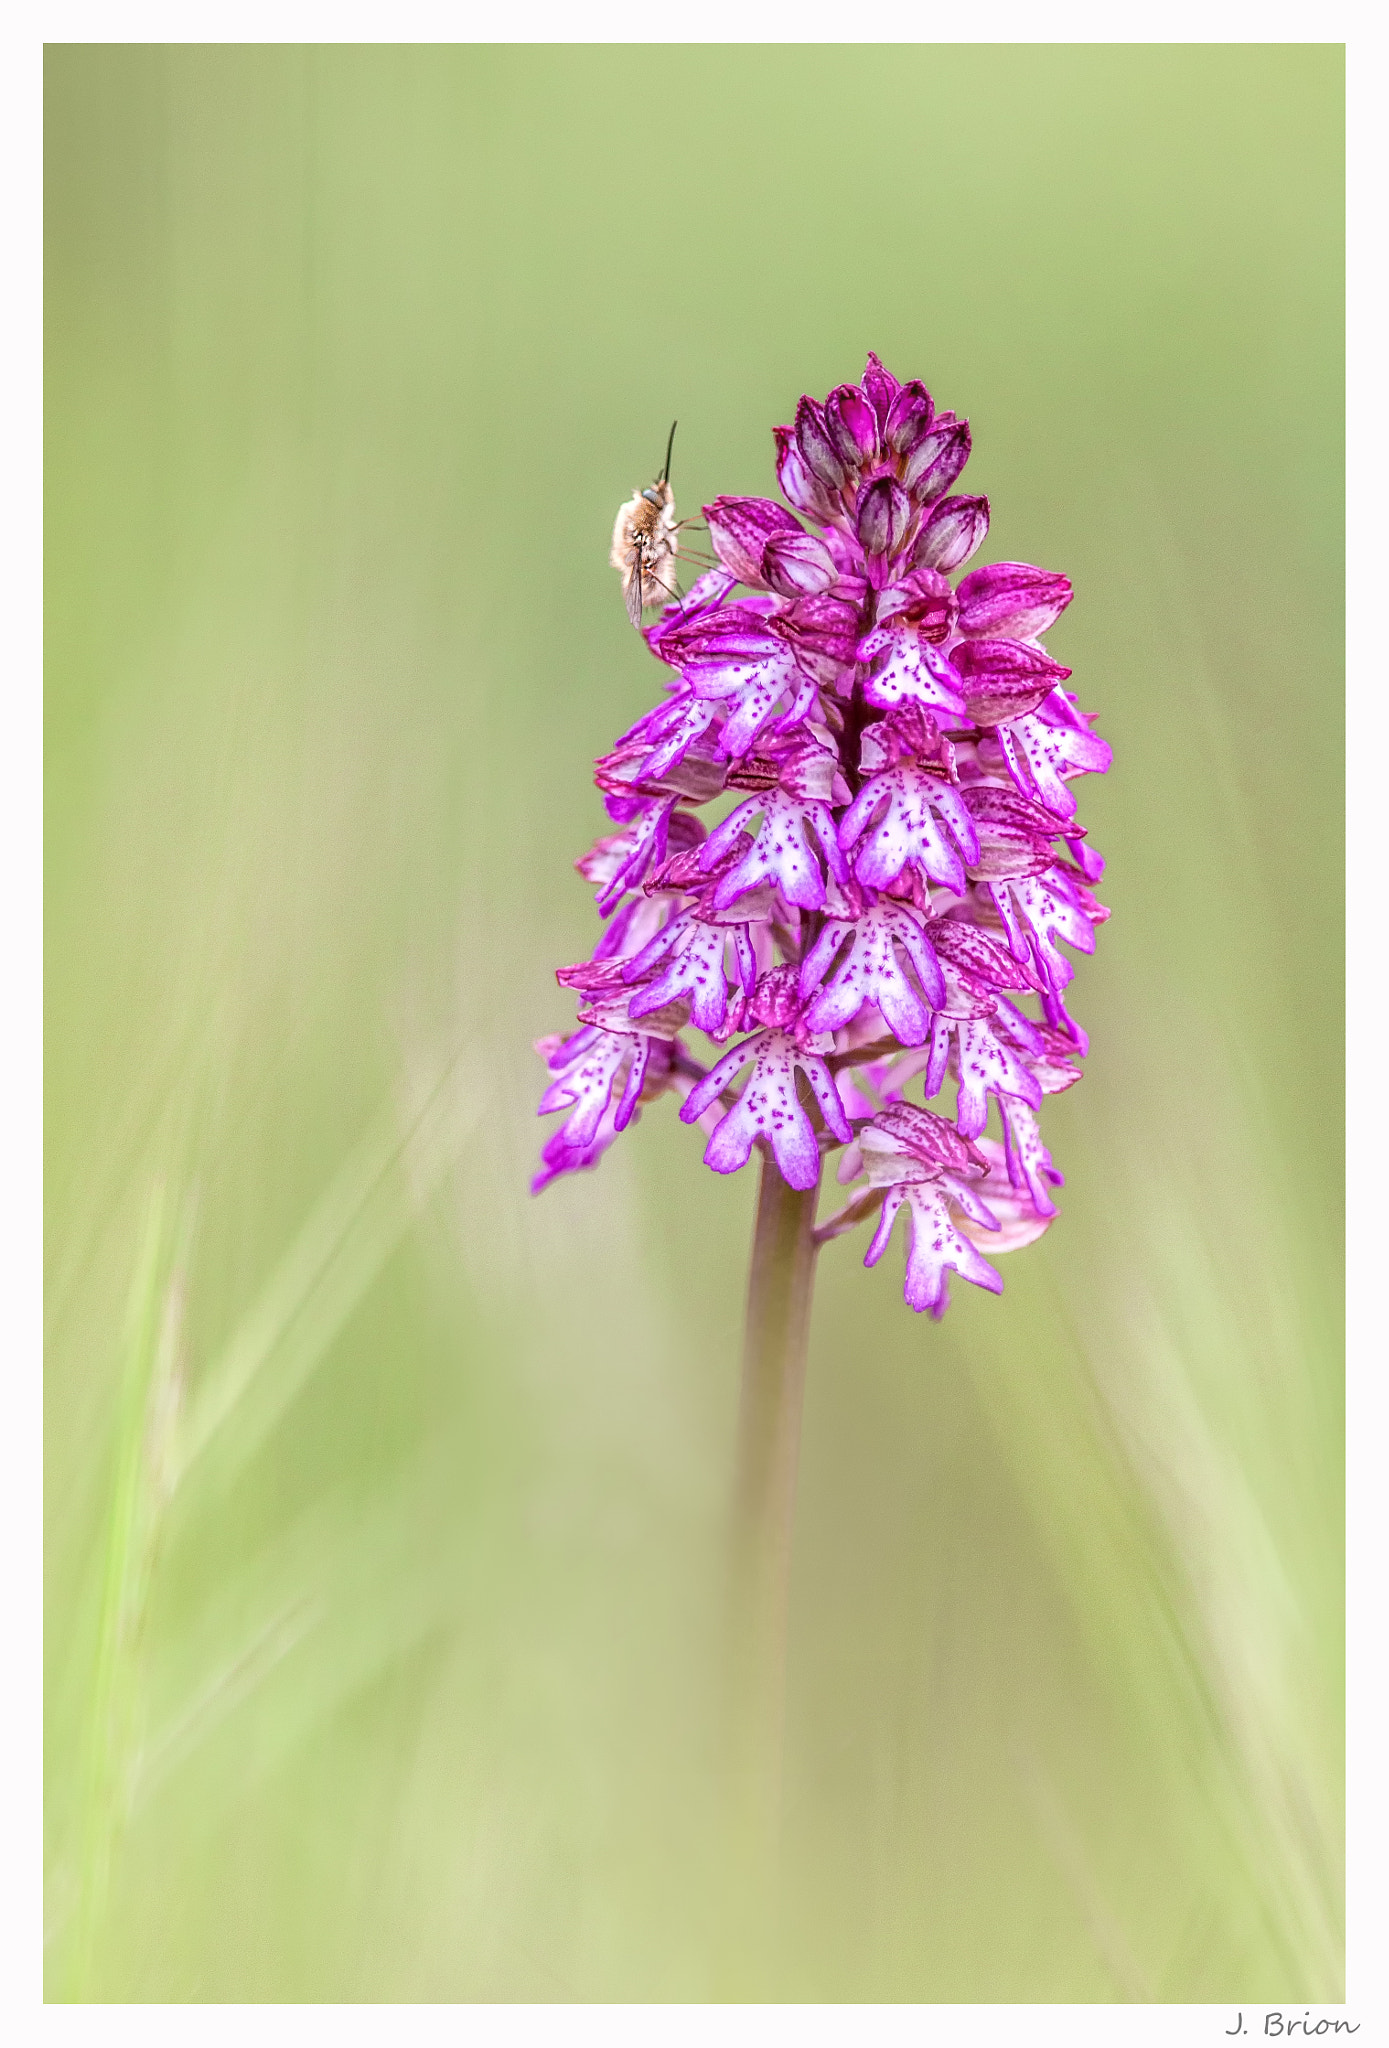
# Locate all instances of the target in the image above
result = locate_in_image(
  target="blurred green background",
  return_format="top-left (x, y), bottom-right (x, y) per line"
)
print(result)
top-left (44, 45), bottom-right (1343, 2003)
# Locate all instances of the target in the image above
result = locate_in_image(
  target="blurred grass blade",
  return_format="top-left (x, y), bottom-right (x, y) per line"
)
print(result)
top-left (65, 1186), bottom-right (190, 1996)
top-left (172, 1052), bottom-right (484, 1491)
top-left (131, 1594), bottom-right (324, 1808)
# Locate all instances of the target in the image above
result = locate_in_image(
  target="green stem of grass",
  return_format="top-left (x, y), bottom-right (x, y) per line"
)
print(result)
top-left (64, 1187), bottom-right (187, 1998)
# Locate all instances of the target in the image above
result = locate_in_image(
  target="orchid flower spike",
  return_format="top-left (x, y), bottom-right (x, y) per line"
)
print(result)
top-left (534, 357), bottom-right (1110, 1318)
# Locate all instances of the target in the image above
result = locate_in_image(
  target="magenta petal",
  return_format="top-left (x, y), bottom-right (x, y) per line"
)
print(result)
top-left (862, 352), bottom-right (900, 429)
top-left (856, 478), bottom-right (912, 572)
top-left (883, 380), bottom-right (934, 456)
top-left (774, 425), bottom-right (833, 521)
top-left (953, 638), bottom-right (1072, 725)
top-left (541, 361), bottom-right (1103, 1305)
top-left (902, 421), bottom-right (971, 503)
top-left (762, 528), bottom-right (839, 597)
top-left (705, 496), bottom-right (805, 586)
top-left (695, 1030), bottom-right (827, 1190)
top-left (912, 494), bottom-right (990, 573)
top-left (796, 395), bottom-right (848, 490)
top-left (825, 384), bottom-right (879, 466)
top-left (956, 561), bottom-right (1073, 638)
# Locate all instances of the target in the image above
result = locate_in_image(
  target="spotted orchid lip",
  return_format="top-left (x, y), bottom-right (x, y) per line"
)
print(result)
top-left (539, 357), bottom-right (1108, 1316)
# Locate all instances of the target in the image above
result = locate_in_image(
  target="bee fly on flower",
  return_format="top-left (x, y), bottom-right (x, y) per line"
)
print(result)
top-left (611, 420), bottom-right (680, 630)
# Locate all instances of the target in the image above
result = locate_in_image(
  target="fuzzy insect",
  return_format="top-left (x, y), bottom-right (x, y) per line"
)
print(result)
top-left (610, 421), bottom-right (680, 630)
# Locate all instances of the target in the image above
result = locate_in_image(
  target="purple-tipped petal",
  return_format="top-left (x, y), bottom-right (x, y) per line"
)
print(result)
top-left (862, 352), bottom-right (900, 430)
top-left (999, 1098), bottom-right (1062, 1218)
top-left (613, 1035), bottom-right (654, 1130)
top-left (801, 903), bottom-right (942, 1046)
top-left (997, 868), bottom-right (1097, 993)
top-left (705, 496), bottom-right (805, 586)
top-left (802, 1053), bottom-right (854, 1144)
top-left (952, 1013), bottom-right (1043, 1136)
top-left (902, 420), bottom-right (971, 503)
top-left (825, 383), bottom-right (879, 467)
top-left (680, 1031), bottom-right (762, 1124)
top-left (839, 765), bottom-right (977, 896)
top-left (774, 424), bottom-right (833, 521)
top-left (709, 792), bottom-right (839, 911)
top-left (762, 528), bottom-right (839, 597)
top-left (591, 799), bottom-right (678, 915)
top-left (952, 639), bottom-right (1072, 726)
top-left (864, 1181), bottom-right (1003, 1317)
top-left (795, 395), bottom-right (848, 491)
top-left (912, 494), bottom-right (990, 573)
top-left (855, 478), bottom-right (913, 580)
top-left (626, 912), bottom-right (734, 1035)
top-left (537, 1028), bottom-right (640, 1150)
top-left (995, 697), bottom-right (1111, 818)
top-left (883, 379), bottom-right (934, 455)
top-left (635, 693), bottom-right (723, 782)
top-left (956, 561), bottom-right (1073, 639)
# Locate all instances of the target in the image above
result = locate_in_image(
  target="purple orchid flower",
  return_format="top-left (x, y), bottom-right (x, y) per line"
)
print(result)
top-left (534, 356), bottom-right (1109, 1317)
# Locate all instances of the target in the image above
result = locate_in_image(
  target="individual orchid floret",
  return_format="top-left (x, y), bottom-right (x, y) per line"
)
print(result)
top-left (865, 1176), bottom-right (1002, 1318)
top-left (533, 1026), bottom-right (673, 1193)
top-left (700, 778), bottom-right (847, 913)
top-left (620, 906), bottom-right (756, 1037)
top-left (800, 896), bottom-right (944, 1045)
top-left (995, 693), bottom-right (1113, 821)
top-left (679, 982), bottom-right (852, 1192)
top-left (534, 353), bottom-right (1109, 1324)
top-left (839, 757), bottom-right (979, 896)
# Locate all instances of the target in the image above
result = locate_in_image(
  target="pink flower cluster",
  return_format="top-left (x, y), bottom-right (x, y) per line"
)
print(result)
top-left (534, 356), bottom-right (1110, 1316)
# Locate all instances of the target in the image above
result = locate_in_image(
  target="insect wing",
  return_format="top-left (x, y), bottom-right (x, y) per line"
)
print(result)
top-left (625, 535), bottom-right (647, 629)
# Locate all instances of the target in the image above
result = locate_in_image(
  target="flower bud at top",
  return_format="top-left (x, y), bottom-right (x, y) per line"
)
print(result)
top-left (824, 384), bottom-right (879, 468)
top-left (884, 379), bottom-right (934, 455)
top-left (912, 493), bottom-right (990, 573)
top-left (861, 351), bottom-right (901, 433)
top-left (902, 420), bottom-right (972, 502)
top-left (795, 395), bottom-right (848, 490)
top-left (855, 477), bottom-right (913, 583)
top-left (774, 425), bottom-right (834, 521)
top-left (762, 528), bottom-right (839, 597)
